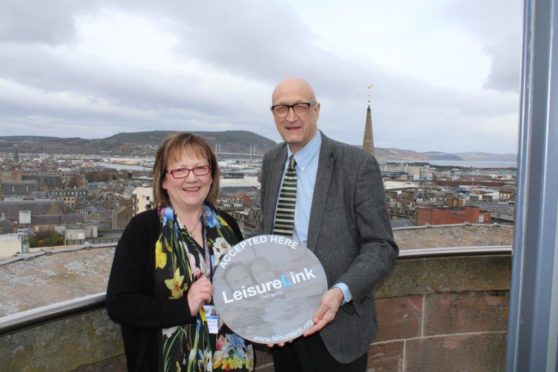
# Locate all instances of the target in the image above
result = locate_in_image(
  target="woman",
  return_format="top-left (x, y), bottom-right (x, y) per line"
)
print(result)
top-left (107, 132), bottom-right (254, 371)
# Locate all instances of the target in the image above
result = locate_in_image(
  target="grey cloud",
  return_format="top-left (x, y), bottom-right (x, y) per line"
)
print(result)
top-left (0, 0), bottom-right (101, 45)
top-left (443, 0), bottom-right (522, 93)
top-left (0, 43), bottom-right (240, 116)
top-left (443, 0), bottom-right (521, 37)
top-left (118, 1), bottom-right (363, 93)
top-left (483, 35), bottom-right (522, 92)
top-left (163, 1), bottom-right (326, 83)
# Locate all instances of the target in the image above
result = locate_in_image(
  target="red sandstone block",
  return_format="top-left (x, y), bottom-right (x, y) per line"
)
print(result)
top-left (368, 341), bottom-right (404, 371)
top-left (424, 291), bottom-right (509, 336)
top-left (375, 296), bottom-right (422, 341)
top-left (406, 333), bottom-right (506, 372)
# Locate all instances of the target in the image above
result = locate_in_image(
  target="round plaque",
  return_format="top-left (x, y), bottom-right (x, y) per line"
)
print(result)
top-left (213, 235), bottom-right (328, 344)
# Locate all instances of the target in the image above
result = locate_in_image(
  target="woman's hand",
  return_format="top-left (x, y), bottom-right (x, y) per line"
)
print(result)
top-left (187, 276), bottom-right (213, 316)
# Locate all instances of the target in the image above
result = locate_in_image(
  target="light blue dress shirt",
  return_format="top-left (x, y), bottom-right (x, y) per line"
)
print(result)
top-left (285, 132), bottom-right (320, 245)
top-left (282, 132), bottom-right (352, 305)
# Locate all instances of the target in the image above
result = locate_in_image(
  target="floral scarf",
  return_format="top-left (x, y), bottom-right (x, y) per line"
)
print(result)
top-left (154, 204), bottom-right (253, 372)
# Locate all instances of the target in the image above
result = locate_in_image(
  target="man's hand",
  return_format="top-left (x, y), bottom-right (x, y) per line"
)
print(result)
top-left (266, 341), bottom-right (288, 348)
top-left (187, 276), bottom-right (213, 316)
top-left (303, 287), bottom-right (344, 337)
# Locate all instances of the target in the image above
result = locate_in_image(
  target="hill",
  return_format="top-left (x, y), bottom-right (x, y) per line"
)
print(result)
top-left (455, 152), bottom-right (517, 162)
top-left (0, 131), bottom-right (276, 156)
top-left (375, 148), bottom-right (516, 162)
top-left (0, 131), bottom-right (516, 162)
top-left (377, 148), bottom-right (462, 161)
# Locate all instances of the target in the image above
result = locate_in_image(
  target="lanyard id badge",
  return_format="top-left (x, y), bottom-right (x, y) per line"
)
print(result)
top-left (204, 305), bottom-right (219, 334)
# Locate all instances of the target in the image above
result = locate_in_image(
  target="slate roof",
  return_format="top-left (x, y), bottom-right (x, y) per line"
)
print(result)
top-left (394, 223), bottom-right (513, 249)
top-left (0, 199), bottom-right (75, 220)
top-left (1, 181), bottom-right (38, 196)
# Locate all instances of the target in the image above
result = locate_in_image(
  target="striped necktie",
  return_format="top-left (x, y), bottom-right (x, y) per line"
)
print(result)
top-left (273, 155), bottom-right (297, 236)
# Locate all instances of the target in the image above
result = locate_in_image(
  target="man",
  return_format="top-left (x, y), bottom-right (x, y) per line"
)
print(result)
top-left (259, 77), bottom-right (398, 371)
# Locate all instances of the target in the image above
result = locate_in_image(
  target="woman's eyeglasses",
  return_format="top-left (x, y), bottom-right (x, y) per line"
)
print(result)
top-left (166, 165), bottom-right (211, 179)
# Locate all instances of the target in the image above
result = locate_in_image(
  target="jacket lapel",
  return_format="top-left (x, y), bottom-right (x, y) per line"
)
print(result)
top-left (265, 145), bottom-right (288, 233)
top-left (307, 133), bottom-right (335, 251)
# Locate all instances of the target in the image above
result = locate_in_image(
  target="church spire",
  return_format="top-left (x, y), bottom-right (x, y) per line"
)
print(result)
top-left (362, 84), bottom-right (375, 155)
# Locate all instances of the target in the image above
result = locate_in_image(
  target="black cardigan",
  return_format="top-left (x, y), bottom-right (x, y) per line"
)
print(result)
top-left (106, 208), bottom-right (243, 371)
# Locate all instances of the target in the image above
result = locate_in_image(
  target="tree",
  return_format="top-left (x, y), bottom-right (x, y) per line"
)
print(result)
top-left (29, 231), bottom-right (65, 248)
top-left (67, 174), bottom-right (85, 188)
top-left (85, 170), bottom-right (119, 182)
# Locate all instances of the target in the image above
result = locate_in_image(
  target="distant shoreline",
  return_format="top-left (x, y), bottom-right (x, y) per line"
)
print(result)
top-left (383, 159), bottom-right (517, 169)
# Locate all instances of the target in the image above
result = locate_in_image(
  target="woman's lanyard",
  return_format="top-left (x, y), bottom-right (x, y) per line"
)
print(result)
top-left (177, 212), bottom-right (213, 280)
top-left (201, 221), bottom-right (214, 281)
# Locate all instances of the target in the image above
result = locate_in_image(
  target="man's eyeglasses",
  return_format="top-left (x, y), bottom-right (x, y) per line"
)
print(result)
top-left (166, 165), bottom-right (211, 179)
top-left (270, 102), bottom-right (315, 118)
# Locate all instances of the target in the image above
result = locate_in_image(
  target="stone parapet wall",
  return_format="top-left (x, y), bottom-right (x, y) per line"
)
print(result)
top-left (368, 254), bottom-right (511, 371)
top-left (0, 254), bottom-right (511, 371)
top-left (0, 309), bottom-right (126, 371)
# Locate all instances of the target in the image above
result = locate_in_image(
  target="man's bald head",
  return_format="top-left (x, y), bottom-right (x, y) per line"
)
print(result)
top-left (272, 77), bottom-right (317, 105)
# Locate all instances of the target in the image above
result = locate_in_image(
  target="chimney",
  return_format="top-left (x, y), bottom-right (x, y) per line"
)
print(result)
top-left (18, 229), bottom-right (30, 254)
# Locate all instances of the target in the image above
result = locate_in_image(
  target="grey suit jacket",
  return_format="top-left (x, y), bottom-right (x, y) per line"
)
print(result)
top-left (260, 132), bottom-right (398, 363)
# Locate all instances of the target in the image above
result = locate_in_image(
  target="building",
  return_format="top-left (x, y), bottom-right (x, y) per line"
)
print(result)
top-left (0, 199), bottom-right (84, 232)
top-left (132, 186), bottom-right (153, 215)
top-left (0, 180), bottom-right (38, 198)
top-left (220, 173), bottom-right (260, 188)
top-left (112, 203), bottom-right (133, 230)
top-left (64, 226), bottom-right (86, 245)
top-left (381, 163), bottom-right (433, 181)
top-left (233, 207), bottom-right (262, 234)
top-left (21, 174), bottom-right (64, 191)
top-left (416, 206), bottom-right (491, 225)
top-left (48, 189), bottom-right (88, 208)
top-left (0, 233), bottom-right (21, 259)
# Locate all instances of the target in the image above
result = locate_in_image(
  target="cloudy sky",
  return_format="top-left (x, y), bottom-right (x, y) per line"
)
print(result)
top-left (0, 0), bottom-right (523, 153)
